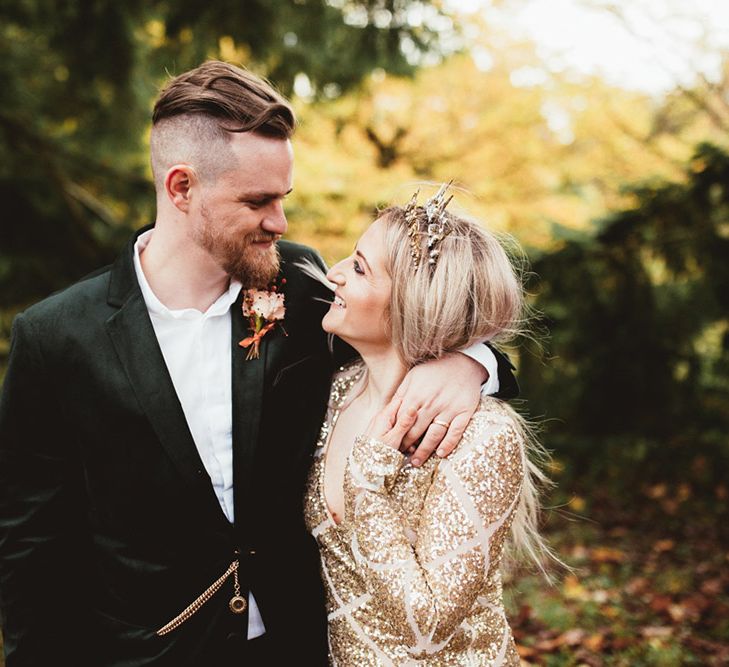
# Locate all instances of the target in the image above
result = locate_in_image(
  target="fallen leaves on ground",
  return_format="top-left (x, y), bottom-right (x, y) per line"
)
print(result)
top-left (505, 498), bottom-right (729, 666)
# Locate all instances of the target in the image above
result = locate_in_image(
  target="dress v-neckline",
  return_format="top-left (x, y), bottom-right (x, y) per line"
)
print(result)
top-left (319, 364), bottom-right (366, 528)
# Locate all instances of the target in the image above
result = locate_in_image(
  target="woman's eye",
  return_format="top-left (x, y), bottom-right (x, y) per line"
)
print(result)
top-left (353, 259), bottom-right (365, 275)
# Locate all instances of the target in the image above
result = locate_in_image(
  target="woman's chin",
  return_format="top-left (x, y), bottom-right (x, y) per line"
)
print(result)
top-left (321, 311), bottom-right (339, 335)
top-left (323, 313), bottom-right (356, 349)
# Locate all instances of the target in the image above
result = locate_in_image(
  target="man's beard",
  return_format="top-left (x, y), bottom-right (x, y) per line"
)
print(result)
top-left (196, 207), bottom-right (281, 288)
top-left (223, 235), bottom-right (280, 288)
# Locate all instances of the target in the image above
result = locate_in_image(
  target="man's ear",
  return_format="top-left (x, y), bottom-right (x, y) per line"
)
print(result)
top-left (165, 165), bottom-right (197, 213)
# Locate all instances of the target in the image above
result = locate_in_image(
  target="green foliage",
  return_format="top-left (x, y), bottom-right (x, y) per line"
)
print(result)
top-left (520, 142), bottom-right (729, 497)
top-left (158, 0), bottom-right (444, 94)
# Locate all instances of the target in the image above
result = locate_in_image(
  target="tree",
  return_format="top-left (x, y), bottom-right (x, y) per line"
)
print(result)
top-left (0, 0), bottom-right (453, 328)
top-left (518, 142), bottom-right (729, 494)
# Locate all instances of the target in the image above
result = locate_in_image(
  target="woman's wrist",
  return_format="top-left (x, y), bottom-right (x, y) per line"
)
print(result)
top-left (350, 434), bottom-right (404, 494)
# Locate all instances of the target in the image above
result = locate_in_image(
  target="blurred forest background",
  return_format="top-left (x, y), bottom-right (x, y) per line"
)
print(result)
top-left (1, 0), bottom-right (728, 664)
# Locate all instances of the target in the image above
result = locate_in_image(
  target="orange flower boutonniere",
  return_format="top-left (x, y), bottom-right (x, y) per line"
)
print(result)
top-left (239, 282), bottom-right (287, 360)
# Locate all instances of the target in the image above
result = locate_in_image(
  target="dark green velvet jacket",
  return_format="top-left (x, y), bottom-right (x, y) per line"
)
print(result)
top-left (0, 230), bottom-right (336, 666)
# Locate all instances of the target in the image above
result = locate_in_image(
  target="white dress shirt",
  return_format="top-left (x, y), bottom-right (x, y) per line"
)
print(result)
top-left (133, 230), bottom-right (266, 639)
top-left (461, 343), bottom-right (501, 396)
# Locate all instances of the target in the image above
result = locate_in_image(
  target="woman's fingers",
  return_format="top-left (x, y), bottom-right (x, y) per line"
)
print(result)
top-left (382, 405), bottom-right (417, 449)
top-left (367, 395), bottom-right (413, 449)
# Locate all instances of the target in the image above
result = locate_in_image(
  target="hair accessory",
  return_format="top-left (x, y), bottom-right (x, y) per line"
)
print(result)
top-left (404, 181), bottom-right (454, 268)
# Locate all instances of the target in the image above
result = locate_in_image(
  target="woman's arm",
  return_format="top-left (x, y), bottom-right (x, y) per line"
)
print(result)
top-left (344, 405), bottom-right (524, 653)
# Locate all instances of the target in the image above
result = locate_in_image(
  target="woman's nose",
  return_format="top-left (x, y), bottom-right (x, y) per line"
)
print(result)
top-left (326, 261), bottom-right (345, 285)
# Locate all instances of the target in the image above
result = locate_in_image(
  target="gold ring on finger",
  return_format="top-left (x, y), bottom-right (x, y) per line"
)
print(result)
top-left (432, 419), bottom-right (450, 429)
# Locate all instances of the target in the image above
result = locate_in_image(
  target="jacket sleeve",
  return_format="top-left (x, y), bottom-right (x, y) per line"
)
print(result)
top-left (487, 343), bottom-right (519, 399)
top-left (0, 314), bottom-right (91, 666)
top-left (343, 416), bottom-right (523, 653)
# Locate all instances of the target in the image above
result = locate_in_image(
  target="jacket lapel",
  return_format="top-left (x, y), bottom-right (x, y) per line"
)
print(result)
top-left (231, 268), bottom-right (295, 523)
top-left (105, 230), bottom-right (231, 530)
top-left (231, 292), bottom-right (266, 526)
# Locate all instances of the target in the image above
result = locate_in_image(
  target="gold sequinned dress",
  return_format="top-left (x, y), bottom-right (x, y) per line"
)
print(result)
top-left (303, 362), bottom-right (523, 666)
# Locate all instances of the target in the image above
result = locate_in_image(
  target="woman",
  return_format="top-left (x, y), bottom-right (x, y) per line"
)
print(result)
top-left (303, 185), bottom-right (551, 666)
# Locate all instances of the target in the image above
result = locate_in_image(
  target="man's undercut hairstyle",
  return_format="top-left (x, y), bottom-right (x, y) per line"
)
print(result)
top-left (150, 60), bottom-right (295, 188)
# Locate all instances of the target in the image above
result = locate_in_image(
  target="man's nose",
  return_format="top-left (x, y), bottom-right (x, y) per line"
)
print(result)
top-left (261, 200), bottom-right (288, 236)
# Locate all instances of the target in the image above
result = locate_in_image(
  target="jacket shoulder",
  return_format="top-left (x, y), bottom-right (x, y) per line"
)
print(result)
top-left (277, 239), bottom-right (329, 296)
top-left (20, 266), bottom-right (113, 330)
top-left (278, 239), bottom-right (325, 265)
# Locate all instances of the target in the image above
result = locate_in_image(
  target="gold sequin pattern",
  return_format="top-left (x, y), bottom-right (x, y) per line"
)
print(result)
top-left (304, 362), bottom-right (523, 666)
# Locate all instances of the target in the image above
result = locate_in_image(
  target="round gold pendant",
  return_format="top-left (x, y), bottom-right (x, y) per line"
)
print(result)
top-left (229, 595), bottom-right (247, 614)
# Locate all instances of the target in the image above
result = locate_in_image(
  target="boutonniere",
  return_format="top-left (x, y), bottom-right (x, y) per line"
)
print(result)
top-left (239, 280), bottom-right (287, 360)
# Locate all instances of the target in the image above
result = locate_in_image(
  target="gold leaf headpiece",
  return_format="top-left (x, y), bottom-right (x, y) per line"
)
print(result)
top-left (405, 181), bottom-right (454, 269)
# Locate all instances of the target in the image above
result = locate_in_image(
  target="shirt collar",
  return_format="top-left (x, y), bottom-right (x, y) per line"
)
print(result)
top-left (133, 229), bottom-right (243, 320)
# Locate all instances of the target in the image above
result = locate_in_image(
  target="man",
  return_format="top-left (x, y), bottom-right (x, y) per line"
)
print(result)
top-left (0, 61), bottom-right (516, 666)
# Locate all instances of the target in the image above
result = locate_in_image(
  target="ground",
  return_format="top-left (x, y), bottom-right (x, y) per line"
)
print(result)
top-left (507, 494), bottom-right (729, 666)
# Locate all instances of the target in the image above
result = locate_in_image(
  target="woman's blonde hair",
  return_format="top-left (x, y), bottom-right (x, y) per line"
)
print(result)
top-left (379, 205), bottom-right (525, 367)
top-left (379, 202), bottom-right (557, 577)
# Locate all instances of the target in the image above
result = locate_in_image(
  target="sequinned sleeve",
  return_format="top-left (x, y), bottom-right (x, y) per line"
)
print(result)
top-left (344, 415), bottom-right (523, 653)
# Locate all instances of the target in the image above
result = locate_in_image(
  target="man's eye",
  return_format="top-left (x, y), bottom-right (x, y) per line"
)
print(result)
top-left (353, 259), bottom-right (365, 275)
